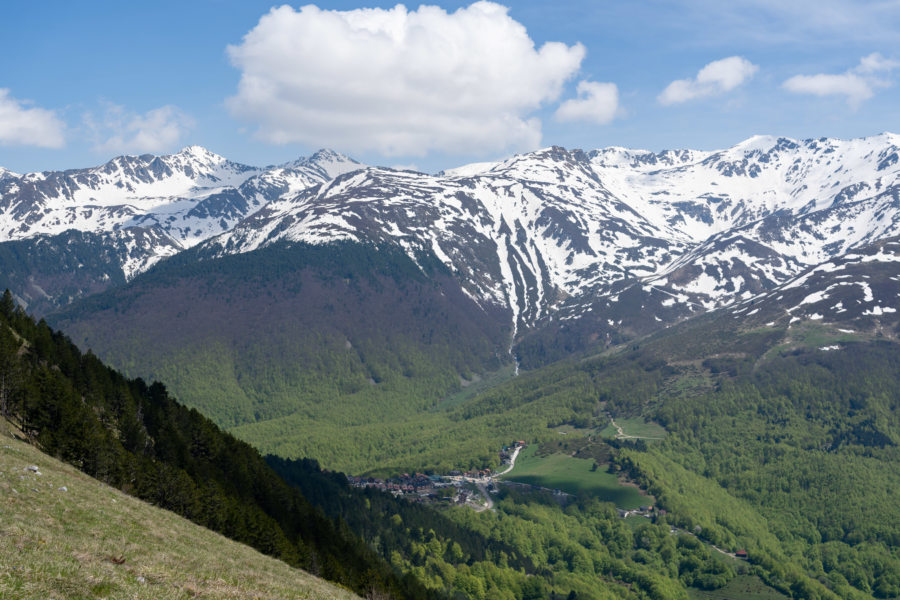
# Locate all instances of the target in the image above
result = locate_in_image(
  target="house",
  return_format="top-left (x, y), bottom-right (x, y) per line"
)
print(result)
top-left (736, 549), bottom-right (748, 558)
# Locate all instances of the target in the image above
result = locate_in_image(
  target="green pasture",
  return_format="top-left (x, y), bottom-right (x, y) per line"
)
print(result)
top-left (600, 417), bottom-right (667, 440)
top-left (500, 445), bottom-right (647, 509)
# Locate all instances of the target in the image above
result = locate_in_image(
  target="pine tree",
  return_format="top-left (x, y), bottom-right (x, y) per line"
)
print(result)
top-left (0, 289), bottom-right (14, 320)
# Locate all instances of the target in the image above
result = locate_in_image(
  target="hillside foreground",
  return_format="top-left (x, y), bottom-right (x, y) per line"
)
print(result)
top-left (0, 421), bottom-right (358, 600)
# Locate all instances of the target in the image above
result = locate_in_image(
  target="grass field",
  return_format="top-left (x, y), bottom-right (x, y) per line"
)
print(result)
top-left (600, 417), bottom-right (667, 440)
top-left (500, 445), bottom-right (647, 509)
top-left (688, 575), bottom-right (788, 600)
top-left (0, 428), bottom-right (358, 600)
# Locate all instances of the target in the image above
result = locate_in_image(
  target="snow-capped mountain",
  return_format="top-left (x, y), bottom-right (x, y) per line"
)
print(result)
top-left (198, 134), bottom-right (900, 339)
top-left (0, 146), bottom-right (363, 279)
top-left (206, 146), bottom-right (688, 334)
top-left (594, 134), bottom-right (900, 299)
top-left (0, 167), bottom-right (19, 182)
top-left (4, 134), bottom-right (900, 351)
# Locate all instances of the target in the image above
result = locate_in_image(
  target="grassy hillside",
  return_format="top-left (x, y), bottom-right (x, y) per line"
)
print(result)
top-left (0, 426), bottom-right (358, 600)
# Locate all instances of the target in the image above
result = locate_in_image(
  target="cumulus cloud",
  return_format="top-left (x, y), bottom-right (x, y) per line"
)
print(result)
top-left (226, 2), bottom-right (585, 156)
top-left (0, 89), bottom-right (65, 148)
top-left (783, 53), bottom-right (898, 108)
top-left (658, 56), bottom-right (759, 105)
top-left (86, 104), bottom-right (194, 154)
top-left (554, 81), bottom-right (619, 125)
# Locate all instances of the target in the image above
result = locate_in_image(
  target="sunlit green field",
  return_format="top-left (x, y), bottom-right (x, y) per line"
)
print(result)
top-left (500, 445), bottom-right (647, 508)
top-left (600, 417), bottom-right (667, 440)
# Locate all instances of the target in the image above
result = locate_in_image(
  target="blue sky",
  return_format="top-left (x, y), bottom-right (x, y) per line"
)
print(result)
top-left (1, 0), bottom-right (898, 173)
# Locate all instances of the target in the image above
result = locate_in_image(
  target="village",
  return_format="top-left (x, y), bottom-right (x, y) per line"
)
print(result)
top-left (346, 439), bottom-right (660, 519)
top-left (346, 440), bottom-right (527, 510)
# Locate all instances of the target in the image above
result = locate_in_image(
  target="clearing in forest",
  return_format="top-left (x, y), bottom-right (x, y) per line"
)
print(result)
top-left (500, 445), bottom-right (646, 509)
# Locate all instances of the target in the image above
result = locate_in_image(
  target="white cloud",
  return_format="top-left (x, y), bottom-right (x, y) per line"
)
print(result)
top-left (0, 89), bottom-right (65, 148)
top-left (857, 52), bottom-right (900, 74)
top-left (658, 56), bottom-right (759, 105)
top-left (226, 2), bottom-right (585, 157)
top-left (782, 53), bottom-right (897, 109)
top-left (86, 104), bottom-right (194, 154)
top-left (554, 81), bottom-right (619, 125)
top-left (782, 73), bottom-right (873, 107)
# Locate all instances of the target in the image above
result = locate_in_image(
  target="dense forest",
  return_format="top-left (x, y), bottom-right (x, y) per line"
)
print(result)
top-left (445, 314), bottom-right (900, 599)
top-left (628, 343), bottom-right (900, 598)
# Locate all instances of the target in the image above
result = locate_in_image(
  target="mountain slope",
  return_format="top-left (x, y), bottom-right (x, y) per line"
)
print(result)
top-left (205, 146), bottom-right (689, 337)
top-left (193, 134), bottom-right (900, 357)
top-left (50, 241), bottom-right (511, 468)
top-left (0, 295), bottom-right (436, 600)
top-left (0, 228), bottom-right (181, 316)
top-left (41, 134), bottom-right (900, 462)
top-left (0, 427), bottom-right (359, 600)
top-left (727, 235), bottom-right (900, 332)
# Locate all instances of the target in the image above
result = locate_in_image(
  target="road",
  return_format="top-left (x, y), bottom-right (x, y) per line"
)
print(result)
top-left (495, 445), bottom-right (521, 476)
top-left (455, 445), bottom-right (522, 511)
top-left (475, 481), bottom-right (493, 510)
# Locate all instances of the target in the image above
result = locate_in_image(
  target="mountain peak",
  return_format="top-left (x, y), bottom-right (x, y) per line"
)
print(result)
top-left (730, 134), bottom-right (781, 154)
top-left (284, 149), bottom-right (364, 179)
top-left (0, 166), bottom-right (20, 181)
top-left (173, 145), bottom-right (227, 164)
top-left (308, 148), bottom-right (349, 161)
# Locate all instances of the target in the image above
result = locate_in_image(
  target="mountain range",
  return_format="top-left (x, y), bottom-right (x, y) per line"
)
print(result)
top-left (3, 133), bottom-right (899, 347)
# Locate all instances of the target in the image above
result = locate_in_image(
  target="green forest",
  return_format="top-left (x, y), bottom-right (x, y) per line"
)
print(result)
top-left (12, 278), bottom-right (900, 599)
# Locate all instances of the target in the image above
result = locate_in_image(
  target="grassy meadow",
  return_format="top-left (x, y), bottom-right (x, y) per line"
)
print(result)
top-left (599, 417), bottom-right (667, 440)
top-left (0, 428), bottom-right (358, 600)
top-left (500, 445), bottom-right (647, 509)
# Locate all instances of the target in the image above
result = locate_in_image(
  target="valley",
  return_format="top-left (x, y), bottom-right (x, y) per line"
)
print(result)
top-left (7, 0), bottom-right (900, 597)
top-left (2, 134), bottom-right (900, 599)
